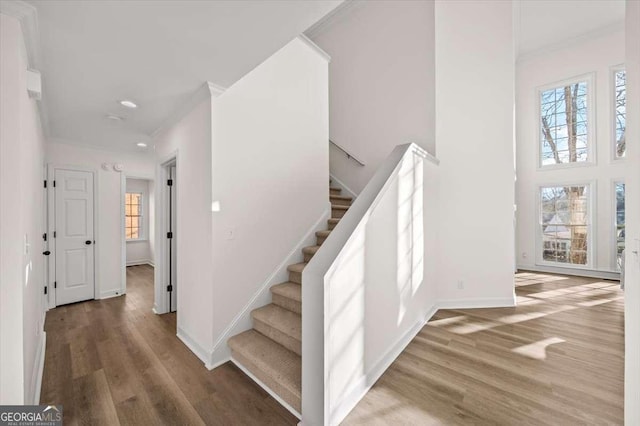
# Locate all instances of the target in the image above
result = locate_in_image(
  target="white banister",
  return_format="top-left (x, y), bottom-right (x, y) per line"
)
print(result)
top-left (302, 143), bottom-right (439, 425)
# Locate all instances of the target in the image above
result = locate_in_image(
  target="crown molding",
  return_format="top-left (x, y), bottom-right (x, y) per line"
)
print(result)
top-left (304, 0), bottom-right (362, 40)
top-left (297, 34), bottom-right (331, 62)
top-left (151, 81), bottom-right (226, 139)
top-left (517, 20), bottom-right (625, 64)
top-left (1, 0), bottom-right (51, 136)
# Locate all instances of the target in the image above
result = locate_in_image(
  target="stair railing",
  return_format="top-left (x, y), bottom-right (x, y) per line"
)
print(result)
top-left (329, 139), bottom-right (365, 166)
top-left (302, 143), bottom-right (439, 425)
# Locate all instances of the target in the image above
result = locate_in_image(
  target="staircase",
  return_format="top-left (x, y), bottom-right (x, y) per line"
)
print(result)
top-left (227, 184), bottom-right (352, 414)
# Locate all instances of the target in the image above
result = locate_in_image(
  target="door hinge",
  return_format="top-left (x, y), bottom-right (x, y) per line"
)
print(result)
top-left (53, 231), bottom-right (56, 238)
top-left (44, 286), bottom-right (47, 295)
top-left (167, 232), bottom-right (173, 239)
top-left (42, 233), bottom-right (47, 241)
top-left (44, 180), bottom-right (47, 188)
top-left (167, 285), bottom-right (173, 292)
top-left (167, 179), bottom-right (173, 186)
top-left (53, 180), bottom-right (56, 187)
top-left (54, 281), bottom-right (57, 289)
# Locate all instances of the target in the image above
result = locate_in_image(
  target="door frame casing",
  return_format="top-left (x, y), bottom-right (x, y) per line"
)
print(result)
top-left (154, 151), bottom-right (178, 315)
top-left (46, 164), bottom-right (99, 309)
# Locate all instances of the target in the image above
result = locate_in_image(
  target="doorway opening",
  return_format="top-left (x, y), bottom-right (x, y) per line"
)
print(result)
top-left (154, 157), bottom-right (177, 316)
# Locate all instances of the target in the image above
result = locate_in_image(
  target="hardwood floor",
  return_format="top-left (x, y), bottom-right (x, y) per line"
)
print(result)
top-left (42, 268), bottom-right (623, 425)
top-left (344, 272), bottom-right (624, 425)
top-left (40, 265), bottom-right (298, 426)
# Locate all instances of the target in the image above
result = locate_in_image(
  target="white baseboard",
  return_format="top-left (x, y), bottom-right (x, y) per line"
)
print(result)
top-left (30, 331), bottom-right (46, 404)
top-left (231, 357), bottom-right (302, 419)
top-left (329, 304), bottom-right (438, 425)
top-left (517, 264), bottom-right (621, 281)
top-left (209, 207), bottom-right (331, 367)
top-left (99, 289), bottom-right (124, 299)
top-left (176, 326), bottom-right (214, 368)
top-left (126, 259), bottom-right (154, 267)
top-left (329, 173), bottom-right (358, 199)
top-left (436, 296), bottom-right (517, 310)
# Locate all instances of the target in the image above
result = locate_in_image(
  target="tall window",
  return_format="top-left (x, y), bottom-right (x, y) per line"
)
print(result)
top-left (126, 192), bottom-right (143, 240)
top-left (540, 185), bottom-right (590, 266)
top-left (539, 78), bottom-right (590, 166)
top-left (615, 182), bottom-right (625, 268)
top-left (614, 69), bottom-right (626, 159)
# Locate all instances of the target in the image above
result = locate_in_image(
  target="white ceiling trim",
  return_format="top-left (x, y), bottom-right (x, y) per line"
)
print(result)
top-left (517, 20), bottom-right (625, 64)
top-left (304, 0), bottom-right (360, 39)
top-left (150, 81), bottom-right (226, 140)
top-left (0, 0), bottom-right (50, 135)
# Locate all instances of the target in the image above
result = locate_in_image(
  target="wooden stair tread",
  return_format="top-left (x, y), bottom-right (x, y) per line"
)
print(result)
top-left (330, 194), bottom-right (352, 201)
top-left (331, 204), bottom-right (349, 210)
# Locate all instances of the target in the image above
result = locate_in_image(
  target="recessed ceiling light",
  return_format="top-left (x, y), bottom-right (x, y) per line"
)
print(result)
top-left (137, 143), bottom-right (147, 148)
top-left (119, 100), bottom-right (137, 109)
top-left (106, 114), bottom-right (124, 121)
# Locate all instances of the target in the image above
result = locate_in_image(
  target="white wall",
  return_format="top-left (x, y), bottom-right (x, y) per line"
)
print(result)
top-left (46, 141), bottom-right (154, 298)
top-left (210, 37), bottom-right (329, 360)
top-left (625, 0), bottom-right (640, 423)
top-left (125, 177), bottom-right (154, 265)
top-left (309, 0), bottom-right (435, 194)
top-left (152, 97), bottom-right (214, 352)
top-left (516, 29), bottom-right (627, 275)
top-left (0, 12), bottom-right (46, 404)
top-left (434, 0), bottom-right (516, 305)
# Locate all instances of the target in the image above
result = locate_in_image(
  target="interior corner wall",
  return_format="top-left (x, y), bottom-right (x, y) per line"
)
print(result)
top-left (434, 0), bottom-right (516, 305)
top-left (309, 0), bottom-right (435, 194)
top-left (0, 12), bottom-right (46, 404)
top-left (516, 29), bottom-right (626, 275)
top-left (210, 37), bottom-right (329, 353)
top-left (624, 0), bottom-right (640, 423)
top-left (152, 98), bottom-right (214, 353)
top-left (46, 141), bottom-right (155, 299)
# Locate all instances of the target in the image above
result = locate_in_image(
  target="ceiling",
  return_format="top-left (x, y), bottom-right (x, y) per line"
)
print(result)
top-left (518, 0), bottom-right (626, 56)
top-left (27, 0), bottom-right (342, 152)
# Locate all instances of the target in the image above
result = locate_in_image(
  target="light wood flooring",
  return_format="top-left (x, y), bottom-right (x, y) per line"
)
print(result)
top-left (41, 268), bottom-right (624, 425)
top-left (344, 271), bottom-right (624, 425)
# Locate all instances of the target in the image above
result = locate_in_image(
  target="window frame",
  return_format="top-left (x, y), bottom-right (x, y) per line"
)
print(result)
top-left (612, 179), bottom-right (625, 271)
top-left (611, 65), bottom-right (626, 162)
top-left (125, 191), bottom-right (144, 241)
top-left (536, 73), bottom-right (596, 171)
top-left (536, 181), bottom-right (596, 270)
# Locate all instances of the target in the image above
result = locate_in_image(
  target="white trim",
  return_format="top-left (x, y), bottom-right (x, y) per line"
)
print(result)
top-left (329, 304), bottom-right (438, 425)
top-left (436, 297), bottom-right (517, 310)
top-left (231, 357), bottom-right (302, 420)
top-left (610, 64), bottom-right (626, 162)
top-left (30, 331), bottom-right (46, 404)
top-left (99, 289), bottom-right (123, 299)
top-left (517, 265), bottom-right (620, 281)
top-left (126, 259), bottom-right (154, 267)
top-left (151, 82), bottom-right (225, 139)
top-left (208, 206), bottom-right (331, 367)
top-left (120, 173), bottom-right (127, 299)
top-left (304, 0), bottom-right (362, 39)
top-left (0, 0), bottom-right (50, 136)
top-left (535, 181), bottom-right (596, 270)
top-left (297, 35), bottom-right (331, 62)
top-left (536, 73), bottom-right (597, 170)
top-left (329, 173), bottom-right (358, 199)
top-left (517, 21), bottom-right (625, 64)
top-left (177, 327), bottom-right (214, 369)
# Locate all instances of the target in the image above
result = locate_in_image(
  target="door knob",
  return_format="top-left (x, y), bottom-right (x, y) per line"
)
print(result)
top-left (85, 240), bottom-right (92, 245)
top-left (42, 250), bottom-right (51, 256)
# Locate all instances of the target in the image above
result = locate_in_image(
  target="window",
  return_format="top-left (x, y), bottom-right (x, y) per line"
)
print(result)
top-left (126, 192), bottom-right (143, 240)
top-left (539, 77), bottom-right (591, 167)
top-left (614, 68), bottom-right (626, 159)
top-left (615, 182), bottom-right (625, 268)
top-left (540, 185), bottom-right (590, 266)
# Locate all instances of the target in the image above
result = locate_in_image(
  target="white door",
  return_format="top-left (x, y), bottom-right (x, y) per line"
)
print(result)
top-left (55, 169), bottom-right (95, 305)
top-left (169, 165), bottom-right (177, 312)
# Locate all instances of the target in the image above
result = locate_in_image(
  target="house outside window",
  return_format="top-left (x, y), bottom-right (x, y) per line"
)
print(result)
top-left (539, 185), bottom-right (590, 266)
top-left (613, 68), bottom-right (626, 159)
top-left (615, 182), bottom-right (625, 268)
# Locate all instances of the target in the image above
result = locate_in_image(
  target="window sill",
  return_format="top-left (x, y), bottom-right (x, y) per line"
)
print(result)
top-left (126, 239), bottom-right (148, 243)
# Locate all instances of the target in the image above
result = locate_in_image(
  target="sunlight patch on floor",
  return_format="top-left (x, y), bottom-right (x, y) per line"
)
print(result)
top-left (511, 337), bottom-right (565, 360)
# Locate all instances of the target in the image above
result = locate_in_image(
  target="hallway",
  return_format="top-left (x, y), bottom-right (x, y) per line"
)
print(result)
top-left (40, 265), bottom-right (298, 425)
